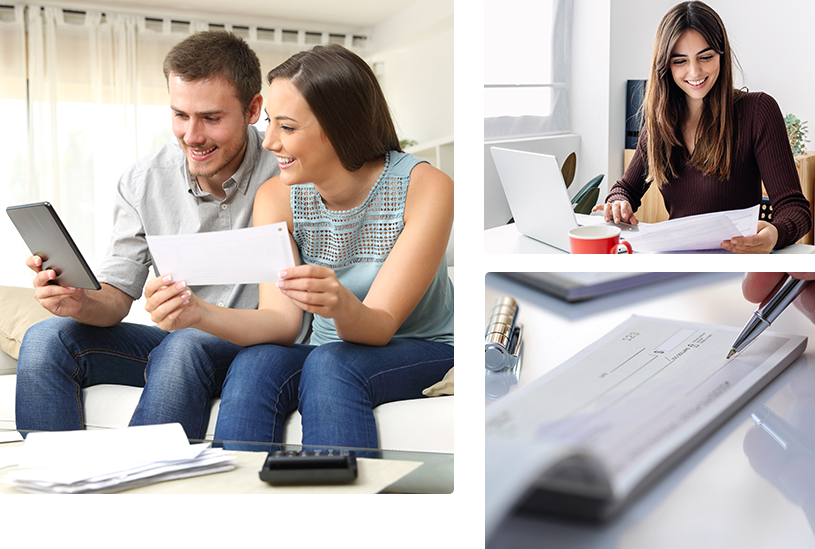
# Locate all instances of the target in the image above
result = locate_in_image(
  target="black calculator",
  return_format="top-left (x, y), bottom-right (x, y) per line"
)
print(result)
top-left (259, 449), bottom-right (358, 485)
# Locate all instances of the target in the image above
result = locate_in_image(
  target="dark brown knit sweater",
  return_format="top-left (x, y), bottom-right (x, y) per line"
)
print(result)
top-left (607, 92), bottom-right (812, 249)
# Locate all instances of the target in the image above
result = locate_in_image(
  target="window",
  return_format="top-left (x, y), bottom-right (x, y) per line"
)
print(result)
top-left (484, 0), bottom-right (572, 139)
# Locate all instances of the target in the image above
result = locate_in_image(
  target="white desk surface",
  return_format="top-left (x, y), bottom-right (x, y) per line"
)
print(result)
top-left (484, 223), bottom-right (815, 254)
top-left (486, 272), bottom-right (815, 548)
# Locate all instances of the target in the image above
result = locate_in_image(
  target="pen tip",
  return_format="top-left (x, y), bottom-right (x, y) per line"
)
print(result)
top-left (726, 349), bottom-right (736, 359)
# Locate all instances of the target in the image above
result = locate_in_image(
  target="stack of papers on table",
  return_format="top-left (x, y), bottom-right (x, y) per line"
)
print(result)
top-left (623, 204), bottom-right (759, 253)
top-left (0, 423), bottom-right (235, 494)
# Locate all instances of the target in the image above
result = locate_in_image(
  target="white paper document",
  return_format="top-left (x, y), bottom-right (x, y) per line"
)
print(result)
top-left (0, 431), bottom-right (23, 444)
top-left (146, 222), bottom-right (295, 285)
top-left (622, 204), bottom-right (759, 252)
top-left (485, 315), bottom-right (807, 535)
top-left (0, 446), bottom-right (23, 470)
top-left (0, 423), bottom-right (235, 493)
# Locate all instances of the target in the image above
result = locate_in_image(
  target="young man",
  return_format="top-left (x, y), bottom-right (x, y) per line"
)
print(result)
top-left (16, 31), bottom-right (282, 439)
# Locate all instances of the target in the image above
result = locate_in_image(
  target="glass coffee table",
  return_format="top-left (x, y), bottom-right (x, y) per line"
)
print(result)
top-left (0, 430), bottom-right (452, 494)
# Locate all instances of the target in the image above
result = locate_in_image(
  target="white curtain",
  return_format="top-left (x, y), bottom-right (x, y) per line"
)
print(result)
top-left (484, 0), bottom-right (573, 140)
top-left (2, 5), bottom-right (42, 285)
top-left (0, 5), bottom-right (365, 286)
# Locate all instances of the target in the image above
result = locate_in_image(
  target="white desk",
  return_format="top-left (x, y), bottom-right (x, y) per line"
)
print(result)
top-left (486, 272), bottom-right (815, 548)
top-left (484, 223), bottom-right (815, 254)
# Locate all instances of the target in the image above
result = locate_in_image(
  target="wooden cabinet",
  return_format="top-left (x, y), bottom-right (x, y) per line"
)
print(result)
top-left (623, 149), bottom-right (669, 224)
top-left (796, 152), bottom-right (815, 245)
top-left (623, 149), bottom-right (815, 244)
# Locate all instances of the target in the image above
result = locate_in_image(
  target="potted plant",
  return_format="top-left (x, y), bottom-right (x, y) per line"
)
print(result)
top-left (784, 113), bottom-right (809, 156)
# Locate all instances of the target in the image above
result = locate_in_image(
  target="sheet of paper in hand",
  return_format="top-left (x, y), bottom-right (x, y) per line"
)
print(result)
top-left (622, 204), bottom-right (759, 253)
top-left (146, 222), bottom-right (295, 285)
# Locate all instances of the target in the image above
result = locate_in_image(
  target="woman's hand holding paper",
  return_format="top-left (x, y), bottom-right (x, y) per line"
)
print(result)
top-left (721, 221), bottom-right (778, 254)
top-left (144, 274), bottom-right (200, 331)
top-left (276, 265), bottom-right (350, 319)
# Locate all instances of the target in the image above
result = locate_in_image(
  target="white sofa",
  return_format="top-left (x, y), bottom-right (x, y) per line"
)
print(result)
top-left (0, 254), bottom-right (454, 453)
top-left (0, 354), bottom-right (452, 452)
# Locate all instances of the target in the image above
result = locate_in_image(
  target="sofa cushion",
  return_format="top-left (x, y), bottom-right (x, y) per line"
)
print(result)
top-left (0, 374), bottom-right (14, 430)
top-left (0, 286), bottom-right (54, 363)
top-left (423, 367), bottom-right (454, 397)
top-left (0, 374), bottom-right (453, 453)
top-left (0, 348), bottom-right (18, 377)
top-left (81, 385), bottom-right (454, 452)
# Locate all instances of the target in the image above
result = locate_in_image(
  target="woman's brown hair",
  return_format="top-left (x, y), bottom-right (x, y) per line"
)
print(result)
top-left (267, 44), bottom-right (401, 172)
top-left (644, 1), bottom-right (742, 186)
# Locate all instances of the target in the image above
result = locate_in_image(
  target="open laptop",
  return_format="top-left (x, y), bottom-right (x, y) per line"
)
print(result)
top-left (491, 147), bottom-right (636, 252)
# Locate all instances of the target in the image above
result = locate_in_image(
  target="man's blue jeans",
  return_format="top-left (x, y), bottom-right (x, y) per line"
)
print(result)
top-left (15, 317), bottom-right (242, 438)
top-left (213, 338), bottom-right (454, 449)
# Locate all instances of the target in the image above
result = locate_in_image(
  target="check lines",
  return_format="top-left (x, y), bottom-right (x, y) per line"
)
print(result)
top-left (553, 347), bottom-right (679, 435)
top-left (600, 348), bottom-right (647, 378)
top-left (582, 350), bottom-right (676, 416)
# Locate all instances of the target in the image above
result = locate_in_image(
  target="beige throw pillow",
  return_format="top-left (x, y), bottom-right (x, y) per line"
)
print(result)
top-left (422, 367), bottom-right (454, 397)
top-left (0, 286), bottom-right (54, 359)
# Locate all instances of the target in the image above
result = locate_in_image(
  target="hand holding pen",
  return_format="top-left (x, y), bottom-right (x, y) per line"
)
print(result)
top-left (743, 273), bottom-right (815, 325)
top-left (728, 273), bottom-right (815, 358)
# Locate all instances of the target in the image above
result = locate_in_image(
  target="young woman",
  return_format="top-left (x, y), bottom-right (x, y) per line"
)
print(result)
top-left (595, 1), bottom-right (811, 253)
top-left (144, 44), bottom-right (454, 449)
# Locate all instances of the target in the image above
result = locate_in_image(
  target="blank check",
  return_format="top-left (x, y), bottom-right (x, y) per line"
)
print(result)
top-left (146, 222), bottom-right (295, 285)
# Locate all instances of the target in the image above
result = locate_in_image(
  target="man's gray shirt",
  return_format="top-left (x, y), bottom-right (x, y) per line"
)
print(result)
top-left (98, 127), bottom-right (279, 309)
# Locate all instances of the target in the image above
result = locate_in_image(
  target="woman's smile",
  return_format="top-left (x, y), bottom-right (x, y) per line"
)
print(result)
top-left (685, 76), bottom-right (708, 89)
top-left (263, 78), bottom-right (344, 188)
top-left (669, 29), bottom-right (720, 105)
top-left (276, 155), bottom-right (296, 168)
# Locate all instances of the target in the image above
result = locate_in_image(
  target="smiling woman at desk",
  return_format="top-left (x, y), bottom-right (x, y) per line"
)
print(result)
top-left (594, 1), bottom-right (812, 254)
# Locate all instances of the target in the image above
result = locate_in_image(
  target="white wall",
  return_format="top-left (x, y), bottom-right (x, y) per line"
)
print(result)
top-left (713, 0), bottom-right (815, 133)
top-left (373, 27), bottom-right (453, 144)
top-left (571, 0), bottom-right (612, 207)
top-left (606, 0), bottom-right (666, 187)
top-left (369, 0), bottom-right (454, 145)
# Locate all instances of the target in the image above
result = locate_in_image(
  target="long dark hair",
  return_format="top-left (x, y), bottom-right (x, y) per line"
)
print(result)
top-left (268, 44), bottom-right (401, 172)
top-left (645, 1), bottom-right (742, 186)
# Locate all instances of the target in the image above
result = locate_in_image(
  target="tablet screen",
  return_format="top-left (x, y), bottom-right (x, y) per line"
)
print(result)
top-left (6, 202), bottom-right (101, 290)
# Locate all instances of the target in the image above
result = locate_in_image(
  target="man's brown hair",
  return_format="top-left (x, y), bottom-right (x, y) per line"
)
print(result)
top-left (163, 30), bottom-right (262, 112)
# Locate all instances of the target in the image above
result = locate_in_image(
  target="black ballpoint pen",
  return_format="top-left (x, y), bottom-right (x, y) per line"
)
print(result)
top-left (727, 275), bottom-right (811, 359)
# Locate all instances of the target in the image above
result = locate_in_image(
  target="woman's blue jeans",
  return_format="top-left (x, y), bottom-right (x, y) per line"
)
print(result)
top-left (15, 316), bottom-right (242, 439)
top-left (213, 338), bottom-right (454, 449)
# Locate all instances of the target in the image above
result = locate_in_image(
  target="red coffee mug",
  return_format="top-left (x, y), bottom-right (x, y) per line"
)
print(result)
top-left (568, 225), bottom-right (633, 254)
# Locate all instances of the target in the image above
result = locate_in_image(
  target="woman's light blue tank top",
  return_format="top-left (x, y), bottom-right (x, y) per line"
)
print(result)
top-left (291, 151), bottom-right (454, 346)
